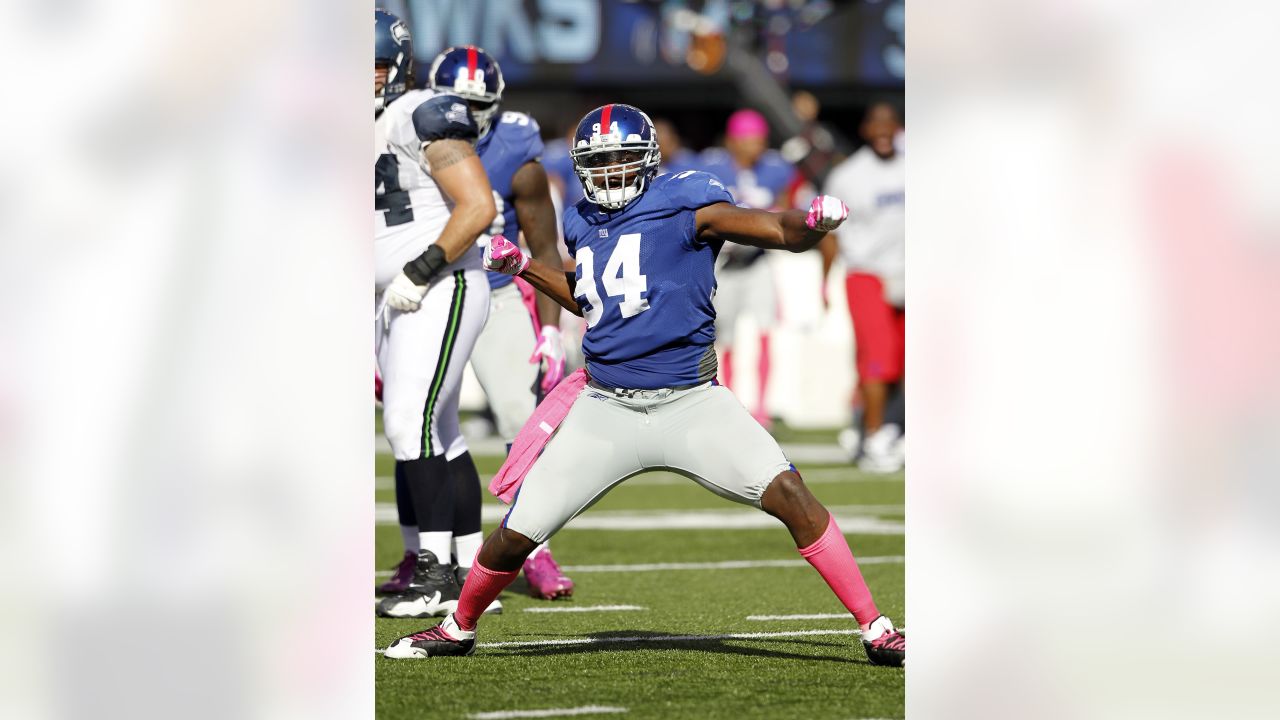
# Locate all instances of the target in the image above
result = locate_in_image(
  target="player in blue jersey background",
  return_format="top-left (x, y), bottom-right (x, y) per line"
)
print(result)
top-left (386, 103), bottom-right (906, 669)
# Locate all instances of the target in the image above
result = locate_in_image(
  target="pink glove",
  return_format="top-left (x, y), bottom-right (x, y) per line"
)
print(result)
top-left (529, 325), bottom-right (566, 394)
top-left (805, 195), bottom-right (849, 232)
top-left (483, 234), bottom-right (530, 275)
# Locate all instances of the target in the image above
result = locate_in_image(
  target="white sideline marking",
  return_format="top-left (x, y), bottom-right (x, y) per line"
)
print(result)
top-left (746, 613), bottom-right (854, 621)
top-left (375, 471), bottom-right (898, 491)
top-left (615, 472), bottom-right (898, 486)
top-left (375, 628), bottom-right (860, 655)
top-left (467, 706), bottom-right (627, 719)
top-left (377, 436), bottom-right (871, 467)
top-left (374, 503), bottom-right (902, 534)
top-left (476, 627), bottom-right (860, 649)
top-left (559, 556), bottom-right (904, 573)
top-left (522, 604), bottom-right (646, 614)
top-left (374, 556), bottom-right (903, 578)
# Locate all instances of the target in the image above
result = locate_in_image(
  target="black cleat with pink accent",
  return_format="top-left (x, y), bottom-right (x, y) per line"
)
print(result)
top-left (384, 614), bottom-right (476, 659)
top-left (862, 615), bottom-right (906, 667)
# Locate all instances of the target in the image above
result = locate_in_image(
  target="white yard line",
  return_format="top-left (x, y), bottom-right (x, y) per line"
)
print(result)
top-left (522, 605), bottom-right (646, 614)
top-left (793, 467), bottom-right (904, 483)
top-left (375, 628), bottom-right (862, 654)
top-left (376, 438), bottom-right (882, 469)
top-left (374, 504), bottom-right (902, 533)
top-left (746, 613), bottom-right (854, 621)
top-left (374, 555), bottom-right (903, 578)
top-left (559, 556), bottom-right (904, 573)
top-left (467, 706), bottom-right (628, 719)
top-left (476, 627), bottom-right (860, 649)
top-left (376, 471), bottom-right (898, 491)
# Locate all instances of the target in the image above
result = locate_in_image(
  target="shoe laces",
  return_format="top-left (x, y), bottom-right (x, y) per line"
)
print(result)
top-left (540, 554), bottom-right (566, 578)
top-left (870, 630), bottom-right (905, 651)
top-left (528, 552), bottom-right (565, 579)
top-left (407, 626), bottom-right (452, 642)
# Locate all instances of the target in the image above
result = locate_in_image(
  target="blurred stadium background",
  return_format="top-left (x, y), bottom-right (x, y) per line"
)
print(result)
top-left (383, 0), bottom-right (904, 430)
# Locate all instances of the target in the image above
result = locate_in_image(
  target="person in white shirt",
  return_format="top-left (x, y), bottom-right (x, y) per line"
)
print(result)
top-left (820, 103), bottom-right (905, 472)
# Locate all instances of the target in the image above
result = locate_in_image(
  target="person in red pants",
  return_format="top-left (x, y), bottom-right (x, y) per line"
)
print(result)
top-left (820, 103), bottom-right (905, 472)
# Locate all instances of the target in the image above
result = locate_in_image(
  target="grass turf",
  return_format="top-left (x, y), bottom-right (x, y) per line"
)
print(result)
top-left (375, 434), bottom-right (904, 720)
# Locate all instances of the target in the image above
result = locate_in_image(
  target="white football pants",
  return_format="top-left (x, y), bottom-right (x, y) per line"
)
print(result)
top-left (376, 268), bottom-right (489, 461)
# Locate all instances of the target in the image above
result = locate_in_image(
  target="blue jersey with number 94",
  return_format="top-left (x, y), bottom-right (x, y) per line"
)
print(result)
top-left (563, 171), bottom-right (736, 389)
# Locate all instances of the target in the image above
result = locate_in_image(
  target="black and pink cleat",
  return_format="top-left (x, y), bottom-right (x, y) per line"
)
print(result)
top-left (862, 615), bottom-right (906, 667)
top-left (384, 614), bottom-right (476, 659)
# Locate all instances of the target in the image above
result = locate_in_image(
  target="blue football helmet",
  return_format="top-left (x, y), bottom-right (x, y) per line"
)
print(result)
top-left (428, 46), bottom-right (505, 135)
top-left (570, 104), bottom-right (662, 211)
top-left (375, 9), bottom-right (413, 114)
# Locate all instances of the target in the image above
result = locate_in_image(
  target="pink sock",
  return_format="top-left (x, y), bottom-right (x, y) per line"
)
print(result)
top-left (797, 514), bottom-right (880, 626)
top-left (454, 561), bottom-right (519, 631)
top-left (757, 333), bottom-right (771, 414)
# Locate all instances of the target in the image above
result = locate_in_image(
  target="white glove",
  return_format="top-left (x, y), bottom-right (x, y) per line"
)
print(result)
top-left (385, 271), bottom-right (427, 312)
top-left (805, 194), bottom-right (849, 232)
top-left (483, 234), bottom-right (531, 276)
top-left (529, 325), bottom-right (566, 394)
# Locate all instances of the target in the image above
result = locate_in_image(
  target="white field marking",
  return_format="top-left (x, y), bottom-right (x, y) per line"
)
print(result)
top-left (376, 435), bottom-right (508, 455)
top-left (374, 555), bottom-right (903, 578)
top-left (795, 467), bottom-right (904, 483)
top-left (374, 628), bottom-right (861, 654)
top-left (558, 556), bottom-right (904, 573)
top-left (376, 437), bottom-right (859, 467)
top-left (476, 627), bottom-right (860, 649)
top-left (373, 504), bottom-right (903, 533)
top-left (467, 706), bottom-right (627, 720)
top-left (375, 470), bottom-right (897, 491)
top-left (746, 613), bottom-right (855, 621)
top-left (522, 604), bottom-right (646, 614)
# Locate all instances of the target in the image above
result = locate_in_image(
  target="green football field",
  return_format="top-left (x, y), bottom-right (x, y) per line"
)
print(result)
top-left (374, 421), bottom-right (905, 720)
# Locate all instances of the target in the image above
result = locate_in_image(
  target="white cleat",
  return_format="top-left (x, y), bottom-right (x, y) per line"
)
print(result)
top-left (858, 424), bottom-right (904, 473)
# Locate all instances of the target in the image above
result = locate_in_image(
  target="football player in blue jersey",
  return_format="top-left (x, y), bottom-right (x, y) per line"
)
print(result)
top-left (385, 104), bottom-right (906, 668)
top-left (421, 45), bottom-right (575, 600)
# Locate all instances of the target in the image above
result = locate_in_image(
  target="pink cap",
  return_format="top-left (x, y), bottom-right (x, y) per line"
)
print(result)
top-left (726, 109), bottom-right (769, 139)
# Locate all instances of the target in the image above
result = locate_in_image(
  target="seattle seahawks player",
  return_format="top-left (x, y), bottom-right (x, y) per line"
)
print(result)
top-left (373, 9), bottom-right (496, 619)
top-left (423, 45), bottom-right (575, 600)
top-left (385, 104), bottom-right (906, 668)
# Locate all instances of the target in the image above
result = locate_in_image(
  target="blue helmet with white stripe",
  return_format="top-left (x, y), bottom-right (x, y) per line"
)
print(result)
top-left (428, 46), bottom-right (505, 136)
top-left (571, 104), bottom-right (662, 211)
top-left (375, 9), bottom-right (413, 114)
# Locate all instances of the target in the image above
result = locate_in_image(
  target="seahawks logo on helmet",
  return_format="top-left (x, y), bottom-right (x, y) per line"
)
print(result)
top-left (391, 21), bottom-right (409, 44)
top-left (445, 102), bottom-right (470, 125)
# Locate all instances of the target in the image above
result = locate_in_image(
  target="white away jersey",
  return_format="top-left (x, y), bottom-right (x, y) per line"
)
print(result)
top-left (374, 88), bottom-right (482, 289)
top-left (824, 147), bottom-right (905, 303)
